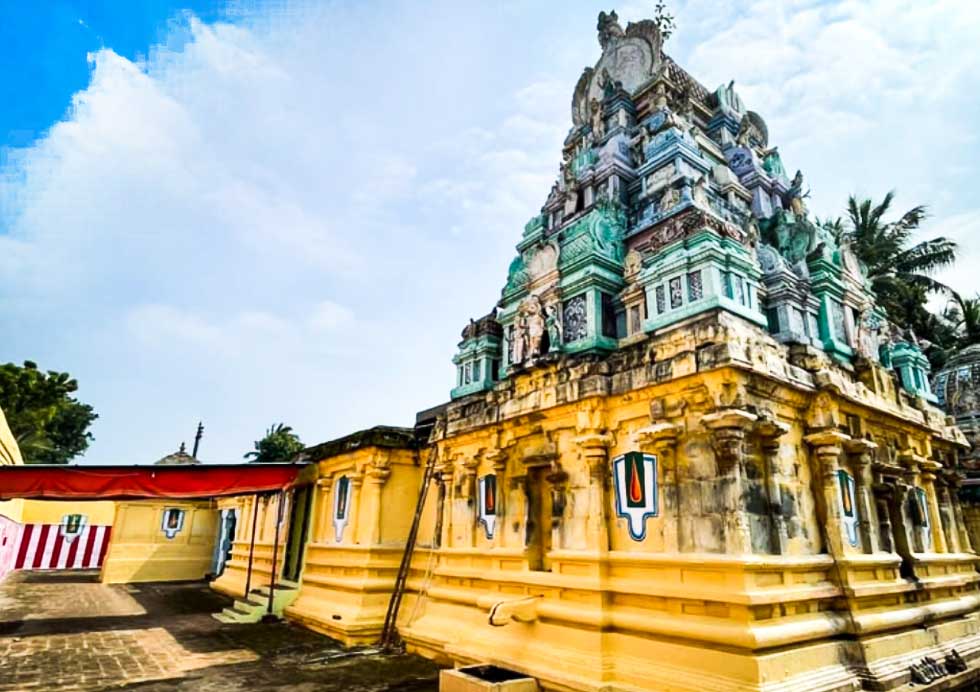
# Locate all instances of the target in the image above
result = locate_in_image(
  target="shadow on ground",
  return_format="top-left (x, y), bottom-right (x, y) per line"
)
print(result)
top-left (0, 570), bottom-right (440, 692)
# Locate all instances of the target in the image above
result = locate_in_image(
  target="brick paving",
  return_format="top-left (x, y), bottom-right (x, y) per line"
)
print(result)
top-left (0, 570), bottom-right (439, 692)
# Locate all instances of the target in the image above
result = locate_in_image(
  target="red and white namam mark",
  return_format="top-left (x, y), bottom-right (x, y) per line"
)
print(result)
top-left (13, 523), bottom-right (111, 570)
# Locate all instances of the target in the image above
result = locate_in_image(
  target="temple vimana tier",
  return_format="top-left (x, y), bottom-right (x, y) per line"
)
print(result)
top-left (213, 11), bottom-right (980, 691)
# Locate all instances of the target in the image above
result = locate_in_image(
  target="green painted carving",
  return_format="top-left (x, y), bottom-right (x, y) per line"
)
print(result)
top-left (572, 149), bottom-right (598, 176)
top-left (524, 214), bottom-right (545, 238)
top-left (762, 148), bottom-right (785, 178)
top-left (504, 255), bottom-right (529, 294)
top-left (558, 199), bottom-right (626, 270)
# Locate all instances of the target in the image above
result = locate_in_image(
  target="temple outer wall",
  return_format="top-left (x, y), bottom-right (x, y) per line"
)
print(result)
top-left (100, 500), bottom-right (217, 584)
top-left (211, 427), bottom-right (431, 645)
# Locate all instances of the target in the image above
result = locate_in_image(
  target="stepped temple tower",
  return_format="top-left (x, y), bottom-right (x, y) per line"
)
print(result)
top-left (214, 11), bottom-right (980, 692)
top-left (429, 10), bottom-right (980, 691)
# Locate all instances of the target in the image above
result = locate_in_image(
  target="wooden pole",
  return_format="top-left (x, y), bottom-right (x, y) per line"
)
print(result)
top-left (265, 490), bottom-right (285, 619)
top-left (243, 495), bottom-right (260, 597)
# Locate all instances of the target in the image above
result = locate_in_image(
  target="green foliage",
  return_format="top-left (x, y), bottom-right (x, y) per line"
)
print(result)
top-left (0, 361), bottom-right (98, 464)
top-left (654, 2), bottom-right (676, 41)
top-left (834, 192), bottom-right (959, 367)
top-left (244, 422), bottom-right (304, 463)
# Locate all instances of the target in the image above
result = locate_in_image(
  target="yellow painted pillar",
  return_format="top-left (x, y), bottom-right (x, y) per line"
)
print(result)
top-left (918, 458), bottom-right (949, 554)
top-left (485, 449), bottom-right (508, 548)
top-left (634, 422), bottom-right (680, 553)
top-left (804, 430), bottom-right (852, 559)
top-left (845, 438), bottom-right (880, 554)
top-left (314, 477), bottom-right (332, 543)
top-left (574, 432), bottom-right (614, 552)
top-left (363, 455), bottom-right (391, 546)
top-left (348, 469), bottom-right (364, 545)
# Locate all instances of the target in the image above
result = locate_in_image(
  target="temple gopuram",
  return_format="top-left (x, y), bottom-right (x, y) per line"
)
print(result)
top-left (213, 11), bottom-right (980, 691)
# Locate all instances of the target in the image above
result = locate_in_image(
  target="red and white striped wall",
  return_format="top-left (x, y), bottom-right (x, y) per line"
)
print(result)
top-left (13, 523), bottom-right (112, 571)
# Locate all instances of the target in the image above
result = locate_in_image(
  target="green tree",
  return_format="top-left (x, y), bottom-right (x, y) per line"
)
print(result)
top-left (832, 192), bottom-right (958, 365)
top-left (945, 294), bottom-right (980, 349)
top-left (0, 361), bottom-right (98, 464)
top-left (244, 423), bottom-right (304, 463)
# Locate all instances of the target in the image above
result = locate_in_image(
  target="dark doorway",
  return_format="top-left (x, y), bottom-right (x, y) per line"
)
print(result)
top-left (282, 485), bottom-right (314, 582)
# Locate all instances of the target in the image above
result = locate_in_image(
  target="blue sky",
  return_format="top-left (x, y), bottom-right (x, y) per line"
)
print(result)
top-left (1, 0), bottom-right (979, 464)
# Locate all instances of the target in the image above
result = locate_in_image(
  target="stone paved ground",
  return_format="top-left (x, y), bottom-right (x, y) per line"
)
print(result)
top-left (0, 570), bottom-right (440, 692)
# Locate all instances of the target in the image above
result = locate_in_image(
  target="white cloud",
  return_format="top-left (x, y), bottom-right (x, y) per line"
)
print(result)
top-left (1, 1), bottom-right (978, 464)
top-left (308, 300), bottom-right (354, 331)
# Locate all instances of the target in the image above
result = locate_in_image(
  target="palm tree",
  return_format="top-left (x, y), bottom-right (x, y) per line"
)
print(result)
top-left (244, 423), bottom-right (304, 463)
top-left (834, 193), bottom-right (957, 359)
top-left (842, 192), bottom-right (956, 299)
top-left (948, 294), bottom-right (980, 348)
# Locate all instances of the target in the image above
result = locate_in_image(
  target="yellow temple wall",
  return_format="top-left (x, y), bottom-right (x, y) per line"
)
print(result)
top-left (14, 500), bottom-right (116, 526)
top-left (284, 444), bottom-right (426, 645)
top-left (392, 328), bottom-right (980, 692)
top-left (100, 499), bottom-right (217, 584)
top-left (211, 493), bottom-right (287, 598)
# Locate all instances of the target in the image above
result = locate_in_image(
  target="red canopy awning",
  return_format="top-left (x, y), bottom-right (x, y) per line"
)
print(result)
top-left (0, 463), bottom-right (310, 501)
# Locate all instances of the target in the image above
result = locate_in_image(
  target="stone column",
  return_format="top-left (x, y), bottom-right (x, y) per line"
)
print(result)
top-left (845, 438), bottom-right (880, 554)
top-left (574, 433), bottom-right (614, 552)
top-left (804, 430), bottom-right (852, 558)
top-left (634, 423), bottom-right (681, 552)
top-left (937, 480), bottom-right (961, 553)
top-left (458, 454), bottom-right (480, 548)
top-left (363, 455), bottom-right (392, 546)
top-left (756, 417), bottom-right (789, 555)
top-left (432, 453), bottom-right (454, 550)
top-left (314, 476), bottom-right (332, 543)
top-left (702, 409), bottom-right (758, 555)
top-left (485, 449), bottom-right (508, 548)
top-left (348, 469), bottom-right (364, 545)
top-left (917, 457), bottom-right (949, 553)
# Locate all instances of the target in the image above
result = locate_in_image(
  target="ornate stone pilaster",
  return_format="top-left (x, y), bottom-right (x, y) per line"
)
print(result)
top-left (756, 417), bottom-right (790, 555)
top-left (917, 457), bottom-right (949, 554)
top-left (433, 453), bottom-right (454, 550)
top-left (634, 423), bottom-right (681, 552)
top-left (804, 429), bottom-right (851, 558)
top-left (844, 438), bottom-right (880, 554)
top-left (937, 477), bottom-right (961, 553)
top-left (362, 453), bottom-right (392, 546)
top-left (314, 476), bottom-right (333, 543)
top-left (574, 432), bottom-right (614, 552)
top-left (453, 453), bottom-right (481, 548)
top-left (485, 449), bottom-right (509, 548)
top-left (702, 409), bottom-right (758, 554)
top-left (347, 468), bottom-right (364, 545)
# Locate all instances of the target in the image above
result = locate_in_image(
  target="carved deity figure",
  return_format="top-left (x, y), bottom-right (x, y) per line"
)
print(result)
top-left (659, 185), bottom-right (680, 212)
top-left (590, 98), bottom-right (605, 139)
top-left (692, 175), bottom-right (709, 208)
top-left (735, 115), bottom-right (753, 147)
top-left (596, 10), bottom-right (625, 49)
top-left (525, 298), bottom-right (547, 358)
top-left (788, 170), bottom-right (807, 216)
top-left (512, 315), bottom-right (528, 365)
top-left (545, 304), bottom-right (563, 353)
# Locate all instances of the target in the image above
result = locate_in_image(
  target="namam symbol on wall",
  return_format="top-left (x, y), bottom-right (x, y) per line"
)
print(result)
top-left (613, 452), bottom-right (658, 541)
top-left (161, 508), bottom-right (186, 540)
top-left (837, 470), bottom-right (859, 547)
top-left (333, 475), bottom-right (351, 543)
top-left (60, 514), bottom-right (87, 543)
top-left (478, 474), bottom-right (497, 539)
